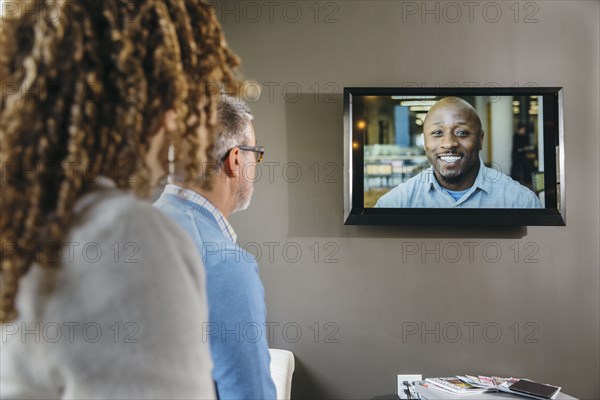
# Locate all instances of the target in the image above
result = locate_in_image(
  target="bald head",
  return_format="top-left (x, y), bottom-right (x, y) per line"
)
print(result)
top-left (424, 97), bottom-right (482, 133)
top-left (421, 96), bottom-right (485, 191)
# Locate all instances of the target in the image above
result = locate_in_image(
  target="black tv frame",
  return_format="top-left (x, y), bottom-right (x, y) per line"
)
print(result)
top-left (343, 87), bottom-right (565, 226)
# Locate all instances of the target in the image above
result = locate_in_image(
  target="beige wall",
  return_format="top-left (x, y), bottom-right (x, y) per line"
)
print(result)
top-left (218, 1), bottom-right (600, 398)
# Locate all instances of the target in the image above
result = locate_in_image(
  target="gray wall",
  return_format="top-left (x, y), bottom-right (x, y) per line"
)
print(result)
top-left (217, 1), bottom-right (600, 398)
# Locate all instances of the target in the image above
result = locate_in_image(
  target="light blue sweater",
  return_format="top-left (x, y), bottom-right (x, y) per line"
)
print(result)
top-left (154, 188), bottom-right (276, 400)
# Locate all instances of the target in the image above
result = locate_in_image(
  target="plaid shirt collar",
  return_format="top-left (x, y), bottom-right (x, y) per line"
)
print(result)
top-left (163, 184), bottom-right (237, 243)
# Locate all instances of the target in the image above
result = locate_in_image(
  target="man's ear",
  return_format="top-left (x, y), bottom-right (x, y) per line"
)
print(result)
top-left (479, 130), bottom-right (485, 150)
top-left (223, 147), bottom-right (240, 177)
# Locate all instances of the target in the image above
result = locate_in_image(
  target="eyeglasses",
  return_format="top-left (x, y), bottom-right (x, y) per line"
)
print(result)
top-left (238, 145), bottom-right (265, 163)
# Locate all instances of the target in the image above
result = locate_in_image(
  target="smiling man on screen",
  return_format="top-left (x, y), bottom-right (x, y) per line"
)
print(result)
top-left (375, 97), bottom-right (542, 208)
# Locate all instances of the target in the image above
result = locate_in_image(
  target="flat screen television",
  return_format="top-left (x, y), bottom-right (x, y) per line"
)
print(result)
top-left (343, 87), bottom-right (565, 226)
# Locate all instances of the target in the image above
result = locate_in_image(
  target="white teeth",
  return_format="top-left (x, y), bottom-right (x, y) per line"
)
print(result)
top-left (441, 155), bottom-right (461, 163)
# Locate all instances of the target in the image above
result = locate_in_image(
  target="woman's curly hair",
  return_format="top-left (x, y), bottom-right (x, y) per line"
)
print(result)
top-left (0, 0), bottom-right (241, 322)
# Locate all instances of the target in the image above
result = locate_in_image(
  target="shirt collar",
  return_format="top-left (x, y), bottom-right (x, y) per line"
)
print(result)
top-left (472, 158), bottom-right (492, 193)
top-left (163, 184), bottom-right (237, 243)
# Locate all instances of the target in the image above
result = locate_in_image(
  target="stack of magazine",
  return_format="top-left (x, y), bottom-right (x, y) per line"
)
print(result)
top-left (424, 377), bottom-right (489, 395)
top-left (424, 375), bottom-right (561, 399)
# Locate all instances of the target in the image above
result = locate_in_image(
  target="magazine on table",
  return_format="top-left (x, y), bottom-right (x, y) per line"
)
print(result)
top-left (424, 377), bottom-right (489, 395)
top-left (425, 375), bottom-right (562, 399)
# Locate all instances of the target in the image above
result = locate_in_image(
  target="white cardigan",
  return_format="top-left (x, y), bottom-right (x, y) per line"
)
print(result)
top-left (1, 178), bottom-right (215, 399)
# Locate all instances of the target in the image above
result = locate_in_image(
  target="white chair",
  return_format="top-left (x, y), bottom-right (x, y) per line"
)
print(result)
top-left (269, 349), bottom-right (295, 400)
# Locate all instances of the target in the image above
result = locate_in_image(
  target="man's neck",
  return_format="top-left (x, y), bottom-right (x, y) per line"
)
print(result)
top-left (176, 179), bottom-right (234, 219)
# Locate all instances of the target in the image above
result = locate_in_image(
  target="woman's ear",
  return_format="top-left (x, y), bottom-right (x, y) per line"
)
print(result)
top-left (143, 109), bottom-right (178, 186)
top-left (163, 109), bottom-right (178, 134)
top-left (145, 127), bottom-right (168, 187)
top-left (161, 109), bottom-right (185, 182)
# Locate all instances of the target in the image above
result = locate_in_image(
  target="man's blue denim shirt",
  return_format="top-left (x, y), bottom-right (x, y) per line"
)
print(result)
top-left (375, 160), bottom-right (543, 208)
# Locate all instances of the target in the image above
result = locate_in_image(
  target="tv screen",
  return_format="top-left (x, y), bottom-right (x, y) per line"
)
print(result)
top-left (343, 87), bottom-right (565, 226)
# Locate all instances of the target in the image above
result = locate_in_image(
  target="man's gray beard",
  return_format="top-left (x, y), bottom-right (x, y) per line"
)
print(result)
top-left (232, 183), bottom-right (254, 214)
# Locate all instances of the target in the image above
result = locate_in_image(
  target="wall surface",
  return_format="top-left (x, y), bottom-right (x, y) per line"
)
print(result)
top-left (216, 1), bottom-right (600, 398)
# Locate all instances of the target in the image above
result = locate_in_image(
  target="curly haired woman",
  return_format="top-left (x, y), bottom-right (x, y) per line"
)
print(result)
top-left (0, 1), bottom-right (241, 398)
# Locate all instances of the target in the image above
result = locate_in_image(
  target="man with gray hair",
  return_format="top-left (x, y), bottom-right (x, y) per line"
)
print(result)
top-left (154, 95), bottom-right (275, 399)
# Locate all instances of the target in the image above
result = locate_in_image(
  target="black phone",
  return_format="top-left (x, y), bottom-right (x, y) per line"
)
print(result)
top-left (509, 379), bottom-right (559, 399)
